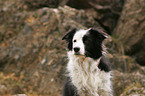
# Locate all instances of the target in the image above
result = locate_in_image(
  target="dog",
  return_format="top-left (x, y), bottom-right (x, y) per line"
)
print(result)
top-left (62, 28), bottom-right (113, 96)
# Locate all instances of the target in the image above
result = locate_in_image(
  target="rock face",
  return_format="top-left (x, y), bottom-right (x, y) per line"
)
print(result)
top-left (113, 0), bottom-right (145, 66)
top-left (0, 0), bottom-right (144, 95)
top-left (67, 0), bottom-right (125, 34)
top-left (0, 5), bottom-right (100, 95)
top-left (24, 0), bottom-right (69, 8)
top-left (108, 53), bottom-right (145, 95)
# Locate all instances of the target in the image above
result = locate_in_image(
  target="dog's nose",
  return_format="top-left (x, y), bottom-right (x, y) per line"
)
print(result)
top-left (74, 47), bottom-right (80, 52)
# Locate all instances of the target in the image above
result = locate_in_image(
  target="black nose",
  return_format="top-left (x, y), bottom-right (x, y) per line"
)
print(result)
top-left (74, 47), bottom-right (80, 52)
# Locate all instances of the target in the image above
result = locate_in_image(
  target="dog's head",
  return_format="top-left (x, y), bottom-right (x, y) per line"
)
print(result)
top-left (62, 28), bottom-right (108, 59)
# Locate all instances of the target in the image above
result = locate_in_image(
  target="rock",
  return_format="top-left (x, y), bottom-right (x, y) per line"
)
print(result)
top-left (0, 85), bottom-right (7, 94)
top-left (113, 0), bottom-right (145, 66)
top-left (13, 94), bottom-right (27, 96)
top-left (108, 54), bottom-right (142, 72)
top-left (24, 0), bottom-right (69, 9)
top-left (67, 0), bottom-right (92, 9)
top-left (114, 70), bottom-right (145, 96)
top-left (107, 53), bottom-right (145, 95)
top-left (11, 85), bottom-right (24, 94)
top-left (67, 0), bottom-right (125, 34)
top-left (0, 5), bottom-right (100, 95)
top-left (0, 0), bottom-right (144, 95)
top-left (67, 0), bottom-right (124, 10)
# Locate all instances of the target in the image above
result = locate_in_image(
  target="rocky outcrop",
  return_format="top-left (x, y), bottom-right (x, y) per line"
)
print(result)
top-left (113, 0), bottom-right (145, 66)
top-left (67, 0), bottom-right (125, 34)
top-left (24, 0), bottom-right (69, 9)
top-left (108, 53), bottom-right (145, 95)
top-left (0, 0), bottom-right (144, 95)
top-left (0, 5), bottom-right (100, 95)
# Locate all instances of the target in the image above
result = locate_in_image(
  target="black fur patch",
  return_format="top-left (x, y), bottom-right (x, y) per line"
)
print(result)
top-left (98, 56), bottom-right (111, 72)
top-left (63, 77), bottom-right (79, 96)
top-left (83, 28), bottom-right (107, 59)
top-left (62, 28), bottom-right (76, 50)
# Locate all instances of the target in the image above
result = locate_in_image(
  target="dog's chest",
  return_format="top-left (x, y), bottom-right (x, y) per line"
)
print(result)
top-left (67, 56), bottom-right (111, 95)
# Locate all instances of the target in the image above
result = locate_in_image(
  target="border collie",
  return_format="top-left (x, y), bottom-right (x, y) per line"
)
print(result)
top-left (62, 28), bottom-right (112, 96)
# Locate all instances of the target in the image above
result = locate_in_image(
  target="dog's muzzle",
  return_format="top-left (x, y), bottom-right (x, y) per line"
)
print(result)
top-left (74, 47), bottom-right (80, 55)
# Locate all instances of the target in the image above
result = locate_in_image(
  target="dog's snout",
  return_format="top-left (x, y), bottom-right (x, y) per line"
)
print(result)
top-left (74, 47), bottom-right (80, 52)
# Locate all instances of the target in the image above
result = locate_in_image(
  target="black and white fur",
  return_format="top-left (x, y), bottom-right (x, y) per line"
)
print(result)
top-left (62, 28), bottom-right (113, 96)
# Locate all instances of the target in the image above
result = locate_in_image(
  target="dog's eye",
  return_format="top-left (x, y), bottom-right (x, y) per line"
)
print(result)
top-left (73, 40), bottom-right (77, 42)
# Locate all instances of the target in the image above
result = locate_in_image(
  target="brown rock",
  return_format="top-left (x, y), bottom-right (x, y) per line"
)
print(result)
top-left (0, 6), bottom-right (100, 95)
top-left (114, 70), bottom-right (145, 96)
top-left (67, 0), bottom-right (125, 34)
top-left (24, 0), bottom-right (69, 9)
top-left (113, 0), bottom-right (145, 65)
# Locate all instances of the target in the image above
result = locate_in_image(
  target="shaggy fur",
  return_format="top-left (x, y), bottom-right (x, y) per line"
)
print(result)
top-left (62, 28), bottom-right (113, 96)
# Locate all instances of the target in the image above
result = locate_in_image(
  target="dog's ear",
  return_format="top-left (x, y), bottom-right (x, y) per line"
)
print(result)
top-left (89, 28), bottom-right (108, 40)
top-left (62, 28), bottom-right (77, 42)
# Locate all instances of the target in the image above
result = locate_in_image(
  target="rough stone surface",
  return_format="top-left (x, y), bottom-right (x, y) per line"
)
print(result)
top-left (113, 0), bottom-right (145, 65)
top-left (67, 0), bottom-right (125, 34)
top-left (24, 0), bottom-right (69, 9)
top-left (0, 5), bottom-right (100, 95)
top-left (0, 0), bottom-right (144, 95)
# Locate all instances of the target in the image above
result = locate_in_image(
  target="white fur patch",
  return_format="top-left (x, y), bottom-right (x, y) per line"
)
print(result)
top-left (66, 51), bottom-right (113, 96)
top-left (72, 29), bottom-right (88, 55)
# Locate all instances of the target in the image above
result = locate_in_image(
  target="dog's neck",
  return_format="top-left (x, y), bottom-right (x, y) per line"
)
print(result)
top-left (66, 51), bottom-right (111, 96)
top-left (67, 51), bottom-right (101, 72)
